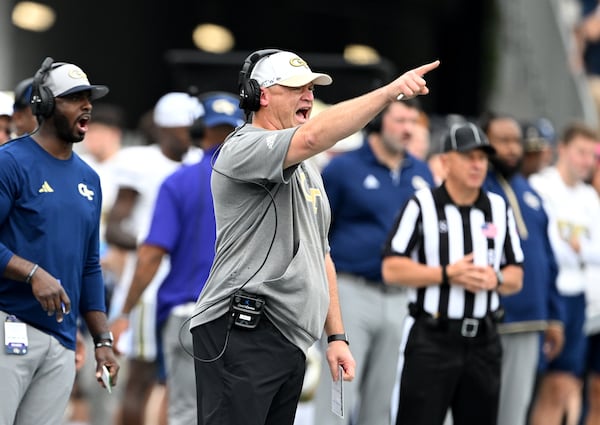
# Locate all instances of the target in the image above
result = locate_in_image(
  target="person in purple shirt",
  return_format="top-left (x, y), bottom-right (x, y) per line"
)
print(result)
top-left (110, 91), bottom-right (243, 425)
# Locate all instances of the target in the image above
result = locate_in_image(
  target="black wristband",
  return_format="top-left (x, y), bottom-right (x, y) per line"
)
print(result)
top-left (442, 265), bottom-right (449, 285)
top-left (327, 333), bottom-right (349, 345)
top-left (95, 341), bottom-right (113, 349)
top-left (93, 331), bottom-right (113, 345)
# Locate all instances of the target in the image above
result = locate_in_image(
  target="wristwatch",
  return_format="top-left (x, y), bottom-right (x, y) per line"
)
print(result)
top-left (93, 331), bottom-right (114, 346)
top-left (327, 333), bottom-right (349, 346)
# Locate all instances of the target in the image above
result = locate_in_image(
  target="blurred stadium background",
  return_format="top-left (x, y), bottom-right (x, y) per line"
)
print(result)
top-left (1, 0), bottom-right (595, 133)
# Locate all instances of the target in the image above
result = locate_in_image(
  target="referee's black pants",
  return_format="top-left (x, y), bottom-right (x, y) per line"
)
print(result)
top-left (191, 313), bottom-right (306, 425)
top-left (395, 316), bottom-right (502, 425)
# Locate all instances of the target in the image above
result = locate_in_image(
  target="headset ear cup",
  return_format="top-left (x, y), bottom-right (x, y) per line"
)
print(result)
top-left (30, 86), bottom-right (54, 118)
top-left (239, 77), bottom-right (260, 112)
top-left (238, 79), bottom-right (250, 111)
top-left (245, 79), bottom-right (261, 112)
top-left (38, 86), bottom-right (55, 118)
top-left (238, 48), bottom-right (282, 113)
top-left (31, 56), bottom-right (55, 119)
top-left (30, 86), bottom-right (41, 117)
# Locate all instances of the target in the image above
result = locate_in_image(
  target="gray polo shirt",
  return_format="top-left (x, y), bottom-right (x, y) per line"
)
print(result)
top-left (190, 125), bottom-right (331, 355)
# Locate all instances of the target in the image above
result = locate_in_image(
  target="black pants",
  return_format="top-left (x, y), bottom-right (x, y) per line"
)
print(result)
top-left (192, 313), bottom-right (306, 425)
top-left (396, 316), bottom-right (502, 425)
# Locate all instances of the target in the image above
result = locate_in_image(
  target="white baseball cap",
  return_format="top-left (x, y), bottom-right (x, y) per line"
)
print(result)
top-left (45, 63), bottom-right (109, 100)
top-left (153, 92), bottom-right (204, 128)
top-left (0, 92), bottom-right (14, 117)
top-left (250, 51), bottom-right (332, 88)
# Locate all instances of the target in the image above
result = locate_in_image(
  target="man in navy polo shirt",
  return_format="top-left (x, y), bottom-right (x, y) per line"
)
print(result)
top-left (481, 112), bottom-right (565, 425)
top-left (313, 98), bottom-right (435, 425)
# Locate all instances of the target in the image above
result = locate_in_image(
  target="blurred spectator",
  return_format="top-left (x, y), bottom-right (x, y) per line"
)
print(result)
top-left (0, 92), bottom-right (13, 144)
top-left (482, 112), bottom-right (565, 425)
top-left (575, 0), bottom-right (600, 133)
top-left (405, 110), bottom-right (431, 160)
top-left (11, 78), bottom-right (37, 137)
top-left (520, 118), bottom-right (557, 178)
top-left (110, 91), bottom-right (243, 425)
top-left (582, 142), bottom-right (600, 425)
top-left (529, 122), bottom-right (600, 425)
top-left (106, 92), bottom-right (202, 425)
top-left (80, 103), bottom-right (126, 248)
top-left (406, 121), bottom-right (430, 160)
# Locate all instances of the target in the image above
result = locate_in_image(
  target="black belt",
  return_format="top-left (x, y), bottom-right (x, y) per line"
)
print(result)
top-left (409, 303), bottom-right (499, 339)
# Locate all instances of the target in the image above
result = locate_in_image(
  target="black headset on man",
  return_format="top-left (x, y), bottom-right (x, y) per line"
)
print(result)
top-left (29, 56), bottom-right (107, 126)
top-left (30, 56), bottom-right (59, 120)
top-left (238, 48), bottom-right (282, 114)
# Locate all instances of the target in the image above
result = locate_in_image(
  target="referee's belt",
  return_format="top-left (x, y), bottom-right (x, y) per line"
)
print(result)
top-left (409, 303), bottom-right (499, 339)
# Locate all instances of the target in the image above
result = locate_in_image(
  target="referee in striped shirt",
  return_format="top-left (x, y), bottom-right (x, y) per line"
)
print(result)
top-left (383, 121), bottom-right (524, 425)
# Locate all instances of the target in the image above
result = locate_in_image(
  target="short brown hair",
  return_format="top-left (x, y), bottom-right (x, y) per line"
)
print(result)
top-left (560, 121), bottom-right (598, 145)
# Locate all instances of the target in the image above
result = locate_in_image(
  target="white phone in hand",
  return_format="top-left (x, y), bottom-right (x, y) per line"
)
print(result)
top-left (331, 365), bottom-right (344, 418)
top-left (101, 365), bottom-right (112, 394)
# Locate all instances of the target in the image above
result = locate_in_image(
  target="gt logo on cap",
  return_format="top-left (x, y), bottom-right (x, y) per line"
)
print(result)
top-left (289, 57), bottom-right (308, 69)
top-left (212, 99), bottom-right (237, 115)
top-left (68, 68), bottom-right (87, 80)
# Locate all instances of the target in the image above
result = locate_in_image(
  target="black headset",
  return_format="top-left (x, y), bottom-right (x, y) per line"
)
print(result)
top-left (238, 48), bottom-right (282, 112)
top-left (30, 56), bottom-right (57, 119)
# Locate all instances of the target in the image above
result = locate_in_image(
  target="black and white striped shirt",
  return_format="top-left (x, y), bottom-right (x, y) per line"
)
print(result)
top-left (384, 183), bottom-right (524, 319)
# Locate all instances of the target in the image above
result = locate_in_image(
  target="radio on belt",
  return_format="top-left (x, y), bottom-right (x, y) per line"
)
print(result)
top-left (229, 291), bottom-right (266, 329)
